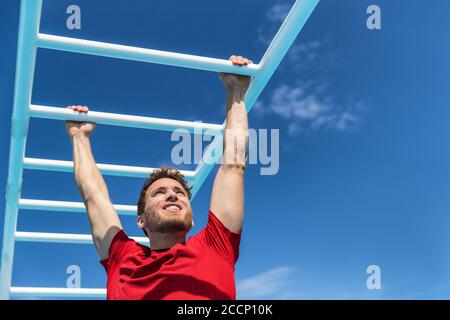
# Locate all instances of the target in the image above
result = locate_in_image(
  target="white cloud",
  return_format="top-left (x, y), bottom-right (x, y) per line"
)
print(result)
top-left (266, 3), bottom-right (291, 23)
top-left (288, 40), bottom-right (324, 65)
top-left (270, 84), bottom-right (328, 120)
top-left (257, 1), bottom-right (326, 66)
top-left (236, 266), bottom-right (296, 299)
top-left (335, 111), bottom-right (360, 131)
top-left (254, 83), bottom-right (363, 136)
top-left (257, 2), bottom-right (292, 45)
top-left (253, 2), bottom-right (365, 136)
top-left (288, 122), bottom-right (303, 136)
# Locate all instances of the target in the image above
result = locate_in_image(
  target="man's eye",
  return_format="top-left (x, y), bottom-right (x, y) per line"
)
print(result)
top-left (154, 190), bottom-right (163, 195)
top-left (177, 191), bottom-right (186, 196)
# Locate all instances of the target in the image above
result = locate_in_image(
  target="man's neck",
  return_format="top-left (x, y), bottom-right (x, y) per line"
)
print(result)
top-left (149, 231), bottom-right (186, 250)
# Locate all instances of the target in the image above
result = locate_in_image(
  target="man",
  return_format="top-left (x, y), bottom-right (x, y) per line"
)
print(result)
top-left (65, 55), bottom-right (252, 300)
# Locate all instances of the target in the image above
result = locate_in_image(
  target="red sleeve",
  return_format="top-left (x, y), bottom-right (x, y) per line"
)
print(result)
top-left (202, 210), bottom-right (242, 265)
top-left (100, 229), bottom-right (137, 272)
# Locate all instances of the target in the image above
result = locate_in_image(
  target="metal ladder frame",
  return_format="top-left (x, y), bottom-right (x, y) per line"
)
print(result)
top-left (0, 0), bottom-right (320, 299)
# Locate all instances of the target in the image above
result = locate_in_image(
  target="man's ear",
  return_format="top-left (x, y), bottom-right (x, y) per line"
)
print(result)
top-left (137, 215), bottom-right (145, 230)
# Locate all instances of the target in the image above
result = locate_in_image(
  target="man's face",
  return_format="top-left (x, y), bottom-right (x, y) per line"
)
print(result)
top-left (139, 178), bottom-right (193, 234)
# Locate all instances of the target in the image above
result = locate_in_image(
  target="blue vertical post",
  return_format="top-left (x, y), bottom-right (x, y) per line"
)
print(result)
top-left (0, 0), bottom-right (42, 299)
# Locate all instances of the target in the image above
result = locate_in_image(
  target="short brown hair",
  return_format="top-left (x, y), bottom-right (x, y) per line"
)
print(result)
top-left (137, 166), bottom-right (192, 216)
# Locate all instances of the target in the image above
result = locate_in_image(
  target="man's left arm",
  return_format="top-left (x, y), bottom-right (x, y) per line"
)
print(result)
top-left (210, 55), bottom-right (252, 233)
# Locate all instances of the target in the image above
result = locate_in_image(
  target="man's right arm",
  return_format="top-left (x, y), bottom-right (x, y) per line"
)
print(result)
top-left (66, 105), bottom-right (122, 260)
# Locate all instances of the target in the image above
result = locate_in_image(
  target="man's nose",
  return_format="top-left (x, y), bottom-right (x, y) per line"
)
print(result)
top-left (166, 190), bottom-right (178, 201)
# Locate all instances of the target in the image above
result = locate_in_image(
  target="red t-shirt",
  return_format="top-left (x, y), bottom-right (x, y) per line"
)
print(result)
top-left (100, 210), bottom-right (242, 300)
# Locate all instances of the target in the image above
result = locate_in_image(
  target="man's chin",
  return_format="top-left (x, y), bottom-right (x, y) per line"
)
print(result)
top-left (155, 222), bottom-right (192, 233)
top-left (157, 216), bottom-right (192, 230)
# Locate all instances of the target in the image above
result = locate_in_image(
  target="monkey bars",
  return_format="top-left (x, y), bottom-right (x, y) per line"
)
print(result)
top-left (0, 0), bottom-right (320, 299)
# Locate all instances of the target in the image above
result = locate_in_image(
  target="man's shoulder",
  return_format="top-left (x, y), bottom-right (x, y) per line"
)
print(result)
top-left (113, 229), bottom-right (149, 254)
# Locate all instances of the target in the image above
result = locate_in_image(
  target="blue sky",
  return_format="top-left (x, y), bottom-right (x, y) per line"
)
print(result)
top-left (1, 0), bottom-right (450, 299)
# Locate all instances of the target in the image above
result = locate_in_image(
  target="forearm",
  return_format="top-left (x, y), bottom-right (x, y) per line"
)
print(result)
top-left (71, 134), bottom-right (109, 201)
top-left (223, 88), bottom-right (249, 168)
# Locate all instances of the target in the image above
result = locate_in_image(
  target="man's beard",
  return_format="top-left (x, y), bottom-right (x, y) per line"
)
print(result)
top-left (145, 208), bottom-right (193, 233)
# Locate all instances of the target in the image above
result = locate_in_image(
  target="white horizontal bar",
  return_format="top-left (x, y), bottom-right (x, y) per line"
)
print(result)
top-left (19, 199), bottom-right (137, 216)
top-left (10, 287), bottom-right (106, 299)
top-left (15, 231), bottom-right (149, 245)
top-left (37, 33), bottom-right (259, 76)
top-left (23, 157), bottom-right (195, 179)
top-left (29, 104), bottom-right (224, 135)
